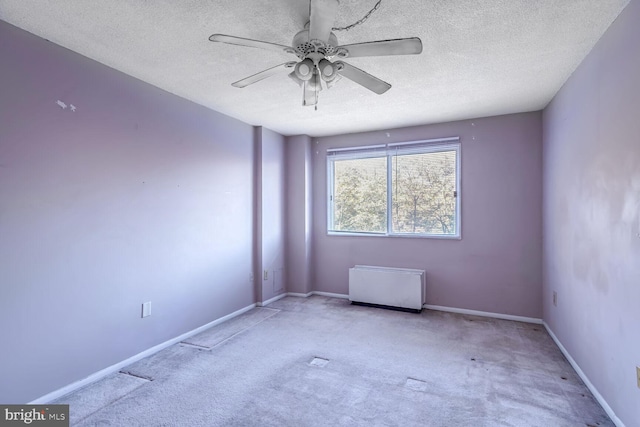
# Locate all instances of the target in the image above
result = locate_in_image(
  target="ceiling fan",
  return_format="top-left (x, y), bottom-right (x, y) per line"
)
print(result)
top-left (209, 0), bottom-right (423, 108)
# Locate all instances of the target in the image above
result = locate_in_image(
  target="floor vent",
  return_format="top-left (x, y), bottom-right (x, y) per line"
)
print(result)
top-left (405, 378), bottom-right (427, 391)
top-left (309, 357), bottom-right (330, 367)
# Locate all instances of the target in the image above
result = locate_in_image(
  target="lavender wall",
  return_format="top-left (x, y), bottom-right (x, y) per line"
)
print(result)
top-left (286, 135), bottom-right (313, 295)
top-left (0, 21), bottom-right (257, 403)
top-left (312, 113), bottom-right (543, 318)
top-left (258, 127), bottom-right (286, 302)
top-left (542, 0), bottom-right (640, 424)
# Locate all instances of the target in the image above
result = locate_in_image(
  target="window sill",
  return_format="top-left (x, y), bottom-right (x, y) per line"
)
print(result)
top-left (327, 231), bottom-right (461, 240)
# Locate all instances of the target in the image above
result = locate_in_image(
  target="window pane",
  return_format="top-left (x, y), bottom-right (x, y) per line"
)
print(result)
top-left (331, 157), bottom-right (387, 233)
top-left (391, 150), bottom-right (457, 235)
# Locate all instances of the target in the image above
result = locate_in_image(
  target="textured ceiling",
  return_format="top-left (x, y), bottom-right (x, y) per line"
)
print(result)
top-left (0, 0), bottom-right (630, 137)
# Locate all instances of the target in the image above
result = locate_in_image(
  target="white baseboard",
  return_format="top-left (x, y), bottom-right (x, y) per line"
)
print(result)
top-left (30, 303), bottom-right (257, 404)
top-left (424, 304), bottom-right (543, 325)
top-left (543, 323), bottom-right (624, 427)
top-left (287, 292), bottom-right (313, 298)
top-left (280, 294), bottom-right (542, 324)
top-left (257, 293), bottom-right (287, 307)
top-left (259, 291), bottom-right (349, 307)
top-left (311, 291), bottom-right (349, 299)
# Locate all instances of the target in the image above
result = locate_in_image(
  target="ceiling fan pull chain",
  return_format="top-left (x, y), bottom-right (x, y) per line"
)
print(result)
top-left (332, 0), bottom-right (382, 32)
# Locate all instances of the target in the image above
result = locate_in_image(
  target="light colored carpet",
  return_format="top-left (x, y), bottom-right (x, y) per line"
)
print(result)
top-left (55, 296), bottom-right (613, 426)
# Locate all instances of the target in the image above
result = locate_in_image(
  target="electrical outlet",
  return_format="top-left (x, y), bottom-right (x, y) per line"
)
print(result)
top-left (553, 291), bottom-right (557, 307)
top-left (141, 301), bottom-right (151, 318)
top-left (264, 270), bottom-right (268, 281)
top-left (636, 366), bottom-right (640, 389)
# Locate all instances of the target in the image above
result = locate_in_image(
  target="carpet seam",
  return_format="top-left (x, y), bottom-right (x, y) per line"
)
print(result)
top-left (181, 308), bottom-right (281, 350)
top-left (207, 309), bottom-right (281, 350)
top-left (118, 370), bottom-right (154, 381)
top-left (71, 375), bottom-right (148, 426)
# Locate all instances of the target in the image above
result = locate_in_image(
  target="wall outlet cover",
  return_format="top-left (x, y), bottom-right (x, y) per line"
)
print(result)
top-left (142, 301), bottom-right (151, 318)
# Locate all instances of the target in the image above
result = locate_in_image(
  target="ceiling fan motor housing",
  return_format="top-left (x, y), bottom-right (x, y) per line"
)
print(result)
top-left (292, 29), bottom-right (339, 59)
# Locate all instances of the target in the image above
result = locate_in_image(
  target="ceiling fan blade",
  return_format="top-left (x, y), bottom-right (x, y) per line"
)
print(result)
top-left (209, 34), bottom-right (294, 55)
top-left (337, 38), bottom-right (423, 58)
top-left (232, 62), bottom-right (297, 88)
top-left (335, 61), bottom-right (391, 95)
top-left (309, 0), bottom-right (339, 42)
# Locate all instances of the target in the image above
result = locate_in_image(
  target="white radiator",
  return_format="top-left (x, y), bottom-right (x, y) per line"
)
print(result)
top-left (348, 265), bottom-right (425, 312)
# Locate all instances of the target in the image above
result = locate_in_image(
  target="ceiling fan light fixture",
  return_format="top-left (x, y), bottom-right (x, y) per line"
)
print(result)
top-left (288, 71), bottom-right (304, 88)
top-left (318, 59), bottom-right (337, 81)
top-left (299, 63), bottom-right (311, 76)
top-left (294, 58), bottom-right (315, 81)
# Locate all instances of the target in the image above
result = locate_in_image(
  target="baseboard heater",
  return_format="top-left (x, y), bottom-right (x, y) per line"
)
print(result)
top-left (348, 265), bottom-right (425, 313)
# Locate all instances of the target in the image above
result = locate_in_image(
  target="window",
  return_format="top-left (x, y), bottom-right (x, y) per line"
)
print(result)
top-left (327, 138), bottom-right (460, 238)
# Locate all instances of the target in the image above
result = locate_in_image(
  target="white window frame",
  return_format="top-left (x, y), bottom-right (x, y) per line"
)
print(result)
top-left (327, 137), bottom-right (461, 239)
